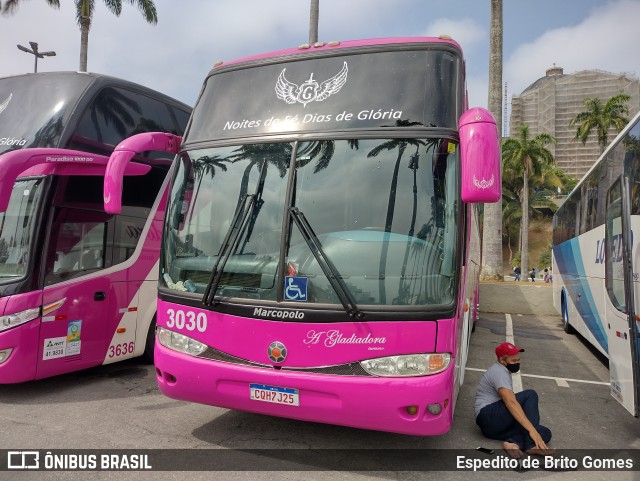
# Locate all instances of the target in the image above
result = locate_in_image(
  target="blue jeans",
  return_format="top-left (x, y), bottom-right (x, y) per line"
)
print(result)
top-left (475, 389), bottom-right (552, 450)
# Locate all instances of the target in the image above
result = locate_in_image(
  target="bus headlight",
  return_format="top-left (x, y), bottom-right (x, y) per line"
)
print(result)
top-left (0, 307), bottom-right (40, 332)
top-left (360, 353), bottom-right (451, 377)
top-left (157, 327), bottom-right (207, 356)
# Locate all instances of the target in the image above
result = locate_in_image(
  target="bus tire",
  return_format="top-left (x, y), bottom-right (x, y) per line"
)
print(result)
top-left (561, 294), bottom-right (575, 334)
top-left (143, 318), bottom-right (156, 363)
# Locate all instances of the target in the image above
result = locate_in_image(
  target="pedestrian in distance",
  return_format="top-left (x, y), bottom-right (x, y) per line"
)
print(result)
top-left (474, 342), bottom-right (554, 459)
top-left (544, 267), bottom-right (550, 283)
top-left (513, 265), bottom-right (521, 281)
top-left (529, 268), bottom-right (536, 282)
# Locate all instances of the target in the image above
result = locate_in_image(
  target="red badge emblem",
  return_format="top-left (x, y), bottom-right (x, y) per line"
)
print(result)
top-left (268, 341), bottom-right (287, 363)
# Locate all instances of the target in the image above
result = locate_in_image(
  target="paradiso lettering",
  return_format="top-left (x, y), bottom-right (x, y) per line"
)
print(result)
top-left (304, 329), bottom-right (387, 348)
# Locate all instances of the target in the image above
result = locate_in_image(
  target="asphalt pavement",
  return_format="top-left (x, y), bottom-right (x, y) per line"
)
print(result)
top-left (1, 311), bottom-right (639, 480)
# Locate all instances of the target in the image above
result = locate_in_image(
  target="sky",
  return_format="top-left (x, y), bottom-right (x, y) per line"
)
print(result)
top-left (1, 0), bottom-right (639, 128)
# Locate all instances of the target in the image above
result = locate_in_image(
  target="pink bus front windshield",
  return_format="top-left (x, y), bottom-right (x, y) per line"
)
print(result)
top-left (148, 38), bottom-right (497, 435)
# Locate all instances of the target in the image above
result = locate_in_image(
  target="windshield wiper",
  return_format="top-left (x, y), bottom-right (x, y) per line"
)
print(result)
top-left (203, 162), bottom-right (269, 306)
top-left (203, 193), bottom-right (256, 306)
top-left (289, 207), bottom-right (363, 319)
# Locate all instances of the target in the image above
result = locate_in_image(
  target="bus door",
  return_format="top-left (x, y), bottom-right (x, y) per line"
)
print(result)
top-left (36, 207), bottom-right (113, 379)
top-left (604, 177), bottom-right (640, 416)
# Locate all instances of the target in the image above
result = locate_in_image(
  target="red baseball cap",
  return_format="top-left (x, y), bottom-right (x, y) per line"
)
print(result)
top-left (495, 342), bottom-right (525, 358)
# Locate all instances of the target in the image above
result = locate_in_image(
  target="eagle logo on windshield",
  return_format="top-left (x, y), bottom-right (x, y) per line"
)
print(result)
top-left (0, 94), bottom-right (12, 115)
top-left (275, 62), bottom-right (348, 107)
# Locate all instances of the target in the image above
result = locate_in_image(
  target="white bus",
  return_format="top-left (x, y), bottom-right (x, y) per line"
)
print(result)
top-left (552, 109), bottom-right (640, 416)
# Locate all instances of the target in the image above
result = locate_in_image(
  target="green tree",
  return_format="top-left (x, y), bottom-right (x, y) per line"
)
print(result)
top-left (502, 155), bottom-right (563, 267)
top-left (2, 0), bottom-right (158, 73)
top-left (481, 0), bottom-right (504, 280)
top-left (569, 93), bottom-right (631, 152)
top-left (501, 182), bottom-right (522, 266)
top-left (502, 125), bottom-right (556, 282)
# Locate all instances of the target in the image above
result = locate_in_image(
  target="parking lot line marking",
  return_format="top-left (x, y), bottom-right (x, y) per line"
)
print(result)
top-left (505, 313), bottom-right (523, 392)
top-left (555, 378), bottom-right (570, 387)
top-left (465, 367), bottom-right (609, 386)
top-left (505, 313), bottom-right (515, 344)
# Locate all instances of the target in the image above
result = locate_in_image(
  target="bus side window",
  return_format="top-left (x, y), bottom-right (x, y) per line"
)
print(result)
top-left (110, 165), bottom-right (167, 265)
top-left (112, 216), bottom-right (146, 265)
top-left (605, 179), bottom-right (626, 313)
top-left (44, 208), bottom-right (110, 285)
top-left (68, 87), bottom-right (183, 158)
top-left (172, 107), bottom-right (191, 134)
top-left (624, 122), bottom-right (640, 216)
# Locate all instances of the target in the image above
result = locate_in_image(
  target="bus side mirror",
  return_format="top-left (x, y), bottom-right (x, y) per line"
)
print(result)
top-left (459, 107), bottom-right (501, 203)
top-left (104, 132), bottom-right (182, 214)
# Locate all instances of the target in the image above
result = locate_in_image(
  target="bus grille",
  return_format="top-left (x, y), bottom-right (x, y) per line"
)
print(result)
top-left (197, 347), bottom-right (371, 376)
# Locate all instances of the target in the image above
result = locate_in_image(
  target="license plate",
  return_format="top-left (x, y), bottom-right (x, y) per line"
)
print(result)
top-left (249, 383), bottom-right (299, 406)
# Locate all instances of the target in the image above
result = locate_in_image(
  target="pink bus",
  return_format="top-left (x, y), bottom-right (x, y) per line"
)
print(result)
top-left (0, 72), bottom-right (190, 383)
top-left (105, 37), bottom-right (500, 435)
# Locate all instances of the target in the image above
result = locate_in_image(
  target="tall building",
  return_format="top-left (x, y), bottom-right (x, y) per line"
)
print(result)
top-left (509, 68), bottom-right (640, 179)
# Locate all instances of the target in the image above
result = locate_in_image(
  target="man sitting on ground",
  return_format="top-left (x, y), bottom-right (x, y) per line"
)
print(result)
top-left (474, 342), bottom-right (554, 458)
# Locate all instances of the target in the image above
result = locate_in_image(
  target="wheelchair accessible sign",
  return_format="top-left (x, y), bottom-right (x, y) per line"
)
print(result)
top-left (284, 276), bottom-right (308, 301)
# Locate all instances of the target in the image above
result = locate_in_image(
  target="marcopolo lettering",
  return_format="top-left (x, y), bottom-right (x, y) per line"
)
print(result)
top-left (253, 307), bottom-right (304, 319)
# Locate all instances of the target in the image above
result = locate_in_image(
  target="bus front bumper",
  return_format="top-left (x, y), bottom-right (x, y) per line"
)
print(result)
top-left (155, 343), bottom-right (456, 436)
top-left (0, 321), bottom-right (39, 384)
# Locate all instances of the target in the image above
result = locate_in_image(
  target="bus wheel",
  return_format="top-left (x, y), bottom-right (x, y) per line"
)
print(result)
top-left (562, 296), bottom-right (575, 334)
top-left (143, 318), bottom-right (156, 363)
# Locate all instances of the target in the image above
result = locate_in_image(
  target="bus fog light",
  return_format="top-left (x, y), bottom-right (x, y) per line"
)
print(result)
top-left (406, 405), bottom-right (418, 415)
top-left (360, 353), bottom-right (451, 377)
top-left (157, 327), bottom-right (207, 356)
top-left (427, 403), bottom-right (442, 415)
top-left (0, 307), bottom-right (40, 332)
top-left (0, 348), bottom-right (13, 364)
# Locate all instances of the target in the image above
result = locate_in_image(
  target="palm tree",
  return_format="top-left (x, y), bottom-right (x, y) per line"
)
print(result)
top-left (77, 0), bottom-right (158, 72)
top-left (221, 144), bottom-right (292, 255)
top-left (569, 93), bottom-right (631, 153)
top-left (480, 0), bottom-right (504, 281)
top-left (309, 0), bottom-right (319, 44)
top-left (502, 125), bottom-right (556, 282)
top-left (501, 161), bottom-right (523, 266)
top-left (190, 154), bottom-right (227, 225)
top-left (501, 195), bottom-right (522, 267)
top-left (2, 0), bottom-right (158, 73)
top-left (502, 160), bottom-right (565, 267)
top-left (366, 123), bottom-right (427, 303)
top-left (1, 0), bottom-right (59, 15)
top-left (89, 87), bottom-right (141, 142)
top-left (227, 143), bottom-right (290, 206)
top-left (193, 155), bottom-right (227, 203)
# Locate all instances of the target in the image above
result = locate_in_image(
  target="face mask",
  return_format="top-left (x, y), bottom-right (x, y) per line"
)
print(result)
top-left (506, 363), bottom-right (520, 373)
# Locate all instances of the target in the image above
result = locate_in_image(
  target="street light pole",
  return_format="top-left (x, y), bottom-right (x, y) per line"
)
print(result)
top-left (17, 41), bottom-right (56, 73)
top-left (309, 0), bottom-right (319, 44)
